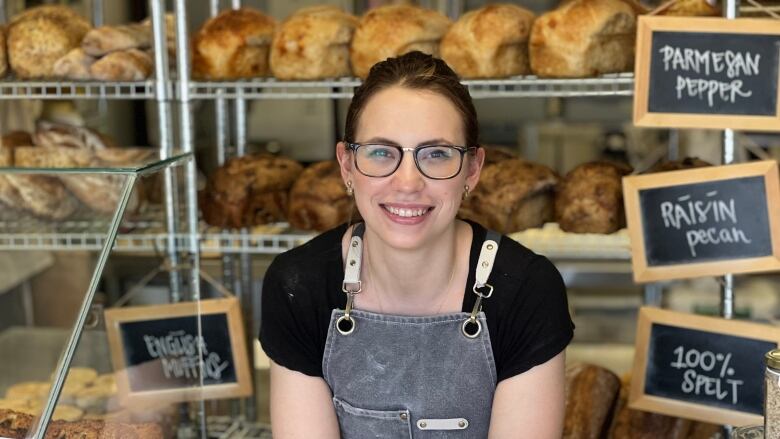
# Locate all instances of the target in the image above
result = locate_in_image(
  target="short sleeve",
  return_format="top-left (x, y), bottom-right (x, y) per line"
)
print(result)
top-left (496, 256), bottom-right (574, 382)
top-left (259, 257), bottom-right (324, 377)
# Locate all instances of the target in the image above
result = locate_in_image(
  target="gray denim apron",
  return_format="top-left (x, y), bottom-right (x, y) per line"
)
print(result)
top-left (323, 223), bottom-right (501, 438)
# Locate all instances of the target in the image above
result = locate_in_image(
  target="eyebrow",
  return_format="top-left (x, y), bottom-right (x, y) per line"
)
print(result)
top-left (362, 137), bottom-right (456, 146)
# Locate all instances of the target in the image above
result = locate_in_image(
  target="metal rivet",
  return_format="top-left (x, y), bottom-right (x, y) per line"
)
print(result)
top-left (352, 241), bottom-right (358, 247)
top-left (350, 260), bottom-right (356, 266)
top-left (458, 420), bottom-right (466, 428)
top-left (419, 421), bottom-right (427, 428)
top-left (481, 261), bottom-right (489, 268)
top-left (487, 244), bottom-right (494, 250)
top-left (399, 413), bottom-right (407, 420)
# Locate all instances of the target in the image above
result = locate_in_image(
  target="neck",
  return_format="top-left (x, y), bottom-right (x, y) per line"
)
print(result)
top-left (358, 221), bottom-right (469, 315)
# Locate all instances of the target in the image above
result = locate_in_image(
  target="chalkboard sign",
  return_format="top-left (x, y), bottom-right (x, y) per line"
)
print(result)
top-left (105, 298), bottom-right (252, 404)
top-left (630, 307), bottom-right (780, 426)
top-left (634, 17), bottom-right (780, 131)
top-left (624, 160), bottom-right (780, 282)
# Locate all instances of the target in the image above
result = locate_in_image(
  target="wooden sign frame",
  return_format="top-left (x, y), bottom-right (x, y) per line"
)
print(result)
top-left (631, 307), bottom-right (780, 425)
top-left (104, 297), bottom-right (253, 405)
top-left (634, 16), bottom-right (780, 130)
top-left (624, 160), bottom-right (780, 282)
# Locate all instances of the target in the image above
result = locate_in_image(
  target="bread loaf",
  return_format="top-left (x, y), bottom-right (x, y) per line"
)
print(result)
top-left (646, 157), bottom-right (711, 173)
top-left (81, 22), bottom-right (152, 57)
top-left (90, 48), bottom-right (153, 81)
top-left (0, 26), bottom-right (7, 78)
top-left (555, 161), bottom-right (632, 234)
top-left (564, 363), bottom-right (620, 439)
top-left (350, 5), bottom-right (451, 78)
top-left (7, 5), bottom-right (91, 79)
top-left (529, 0), bottom-right (636, 78)
top-left (288, 161), bottom-right (352, 231)
top-left (459, 158), bottom-right (559, 234)
top-left (270, 6), bottom-right (358, 80)
top-left (8, 148), bottom-right (81, 220)
top-left (192, 8), bottom-right (276, 79)
top-left (53, 48), bottom-right (96, 80)
top-left (441, 4), bottom-right (535, 78)
top-left (201, 154), bottom-right (303, 228)
top-left (658, 0), bottom-right (721, 16)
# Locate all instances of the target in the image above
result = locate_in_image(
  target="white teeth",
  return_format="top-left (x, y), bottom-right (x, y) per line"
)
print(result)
top-left (384, 205), bottom-right (428, 217)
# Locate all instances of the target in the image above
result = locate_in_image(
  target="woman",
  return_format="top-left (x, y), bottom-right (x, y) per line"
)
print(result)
top-left (260, 51), bottom-right (574, 438)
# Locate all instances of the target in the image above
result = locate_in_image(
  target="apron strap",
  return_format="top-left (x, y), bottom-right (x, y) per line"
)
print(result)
top-left (337, 223), bottom-right (365, 335)
top-left (463, 230), bottom-right (501, 339)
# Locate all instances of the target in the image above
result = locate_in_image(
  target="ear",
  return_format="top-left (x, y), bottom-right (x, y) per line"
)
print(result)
top-left (464, 147), bottom-right (484, 191)
top-left (336, 141), bottom-right (354, 185)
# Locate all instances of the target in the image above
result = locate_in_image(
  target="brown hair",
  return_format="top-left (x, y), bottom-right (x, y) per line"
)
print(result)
top-left (344, 51), bottom-right (479, 148)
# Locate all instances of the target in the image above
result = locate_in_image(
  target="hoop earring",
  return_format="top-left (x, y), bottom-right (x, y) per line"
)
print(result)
top-left (462, 185), bottom-right (470, 201)
top-left (346, 181), bottom-right (354, 197)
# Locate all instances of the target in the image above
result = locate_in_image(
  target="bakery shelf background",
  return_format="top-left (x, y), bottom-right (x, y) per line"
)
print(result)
top-left (189, 73), bottom-right (635, 100)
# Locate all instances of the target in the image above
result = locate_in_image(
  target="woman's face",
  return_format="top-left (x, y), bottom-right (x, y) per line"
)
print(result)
top-left (337, 86), bottom-right (484, 250)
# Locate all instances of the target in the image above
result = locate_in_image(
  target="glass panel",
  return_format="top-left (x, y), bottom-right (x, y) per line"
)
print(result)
top-left (0, 156), bottom-right (189, 439)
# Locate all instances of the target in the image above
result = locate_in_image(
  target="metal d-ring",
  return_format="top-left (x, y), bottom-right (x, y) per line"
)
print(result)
top-left (461, 317), bottom-right (482, 339)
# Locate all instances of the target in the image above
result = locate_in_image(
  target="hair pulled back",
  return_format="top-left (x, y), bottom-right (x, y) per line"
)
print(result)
top-left (344, 51), bottom-right (479, 148)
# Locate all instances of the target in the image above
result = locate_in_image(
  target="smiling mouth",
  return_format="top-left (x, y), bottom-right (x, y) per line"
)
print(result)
top-left (381, 205), bottom-right (434, 218)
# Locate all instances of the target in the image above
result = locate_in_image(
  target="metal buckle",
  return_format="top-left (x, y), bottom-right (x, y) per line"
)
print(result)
top-left (472, 283), bottom-right (493, 299)
top-left (336, 315), bottom-right (356, 335)
top-left (461, 318), bottom-right (482, 339)
top-left (342, 280), bottom-right (362, 294)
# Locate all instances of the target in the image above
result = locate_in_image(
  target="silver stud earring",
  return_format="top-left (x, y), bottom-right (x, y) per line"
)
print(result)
top-left (346, 181), bottom-right (354, 197)
top-left (462, 185), bottom-right (470, 201)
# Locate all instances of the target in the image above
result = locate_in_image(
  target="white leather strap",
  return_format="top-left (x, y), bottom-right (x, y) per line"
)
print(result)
top-left (475, 238), bottom-right (499, 288)
top-left (342, 229), bottom-right (363, 292)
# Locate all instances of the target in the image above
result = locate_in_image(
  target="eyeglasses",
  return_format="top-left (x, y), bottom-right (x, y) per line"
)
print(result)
top-left (346, 142), bottom-right (476, 180)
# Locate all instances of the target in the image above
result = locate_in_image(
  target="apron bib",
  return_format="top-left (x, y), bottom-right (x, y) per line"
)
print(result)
top-left (323, 223), bottom-right (501, 438)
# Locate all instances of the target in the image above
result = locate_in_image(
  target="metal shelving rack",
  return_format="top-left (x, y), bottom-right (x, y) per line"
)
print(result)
top-left (189, 73), bottom-right (634, 100)
top-left (0, 80), bottom-right (159, 99)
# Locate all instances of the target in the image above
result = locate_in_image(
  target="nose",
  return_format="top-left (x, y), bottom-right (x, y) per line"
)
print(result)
top-left (391, 150), bottom-right (425, 192)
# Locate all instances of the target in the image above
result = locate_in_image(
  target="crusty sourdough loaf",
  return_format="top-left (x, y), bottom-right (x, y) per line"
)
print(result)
top-left (441, 4), bottom-right (535, 79)
top-left (81, 22), bottom-right (151, 57)
top-left (287, 160), bottom-right (352, 231)
top-left (7, 5), bottom-right (91, 79)
top-left (270, 6), bottom-right (358, 80)
top-left (192, 8), bottom-right (276, 79)
top-left (529, 0), bottom-right (636, 78)
top-left (53, 48), bottom-right (96, 80)
top-left (350, 5), bottom-right (451, 79)
top-left (564, 363), bottom-right (621, 439)
top-left (657, 0), bottom-right (721, 16)
top-left (459, 157), bottom-right (559, 234)
top-left (555, 161), bottom-right (633, 234)
top-left (201, 154), bottom-right (303, 228)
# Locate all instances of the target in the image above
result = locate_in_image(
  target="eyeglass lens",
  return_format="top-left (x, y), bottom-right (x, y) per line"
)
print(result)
top-left (355, 144), bottom-right (463, 179)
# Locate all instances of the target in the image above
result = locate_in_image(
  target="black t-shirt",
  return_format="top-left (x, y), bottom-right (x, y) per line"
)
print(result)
top-left (259, 221), bottom-right (574, 383)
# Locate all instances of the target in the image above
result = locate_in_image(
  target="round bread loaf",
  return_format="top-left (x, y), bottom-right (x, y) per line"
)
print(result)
top-left (350, 5), bottom-right (451, 79)
top-left (288, 161), bottom-right (353, 231)
top-left (192, 8), bottom-right (276, 79)
top-left (7, 5), bottom-right (91, 79)
top-left (646, 157), bottom-right (711, 173)
top-left (202, 154), bottom-right (303, 228)
top-left (555, 161), bottom-right (633, 234)
top-left (271, 6), bottom-right (358, 80)
top-left (459, 158), bottom-right (559, 234)
top-left (441, 4), bottom-right (535, 79)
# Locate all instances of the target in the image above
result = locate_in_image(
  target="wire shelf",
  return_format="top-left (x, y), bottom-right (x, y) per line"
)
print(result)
top-left (189, 73), bottom-right (635, 100)
top-left (0, 80), bottom-right (160, 100)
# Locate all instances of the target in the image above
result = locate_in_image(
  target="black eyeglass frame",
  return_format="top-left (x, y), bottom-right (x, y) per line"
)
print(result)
top-left (345, 142), bottom-right (477, 180)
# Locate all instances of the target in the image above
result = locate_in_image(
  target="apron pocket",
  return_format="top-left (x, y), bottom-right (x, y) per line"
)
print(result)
top-left (333, 396), bottom-right (412, 439)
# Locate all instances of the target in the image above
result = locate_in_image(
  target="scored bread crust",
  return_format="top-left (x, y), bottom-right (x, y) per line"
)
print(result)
top-left (529, 0), bottom-right (636, 78)
top-left (192, 8), bottom-right (276, 79)
top-left (350, 5), bottom-right (451, 79)
top-left (441, 4), bottom-right (535, 79)
top-left (270, 6), bottom-right (358, 80)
